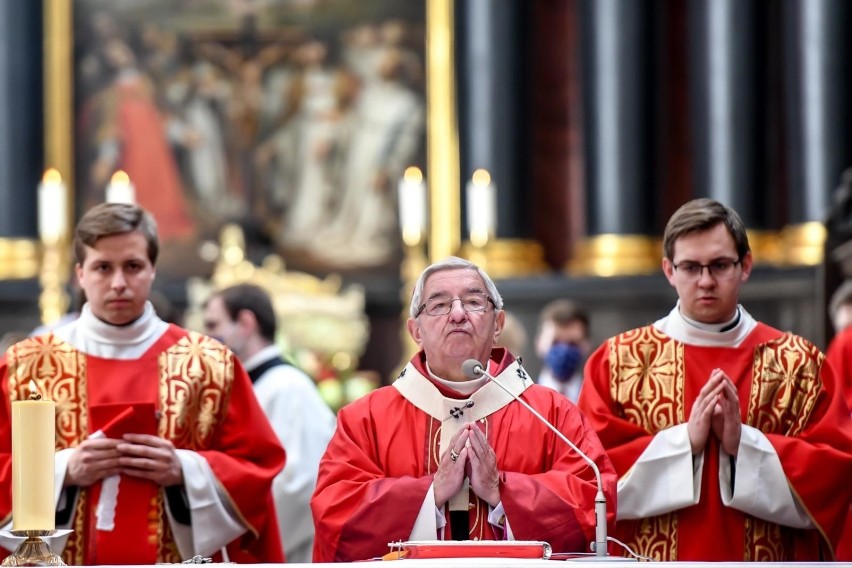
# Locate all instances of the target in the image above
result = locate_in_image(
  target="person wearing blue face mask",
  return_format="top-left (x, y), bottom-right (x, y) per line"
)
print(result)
top-left (534, 300), bottom-right (591, 403)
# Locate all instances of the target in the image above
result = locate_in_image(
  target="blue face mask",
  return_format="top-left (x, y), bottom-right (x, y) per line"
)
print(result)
top-left (545, 343), bottom-right (583, 382)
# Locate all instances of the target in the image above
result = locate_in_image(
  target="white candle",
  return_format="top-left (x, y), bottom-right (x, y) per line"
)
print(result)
top-left (398, 166), bottom-right (427, 247)
top-left (106, 170), bottom-right (136, 204)
top-left (37, 168), bottom-right (68, 244)
top-left (11, 380), bottom-right (55, 531)
top-left (465, 168), bottom-right (496, 247)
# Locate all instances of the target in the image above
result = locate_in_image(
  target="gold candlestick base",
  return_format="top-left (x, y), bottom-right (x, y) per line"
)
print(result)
top-left (1, 530), bottom-right (70, 566)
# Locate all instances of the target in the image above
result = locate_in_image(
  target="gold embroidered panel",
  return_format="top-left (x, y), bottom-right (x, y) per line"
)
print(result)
top-left (6, 334), bottom-right (87, 448)
top-left (745, 516), bottom-right (792, 561)
top-left (608, 326), bottom-right (685, 432)
top-left (625, 513), bottom-right (678, 561)
top-left (159, 331), bottom-right (234, 450)
top-left (747, 333), bottom-right (821, 436)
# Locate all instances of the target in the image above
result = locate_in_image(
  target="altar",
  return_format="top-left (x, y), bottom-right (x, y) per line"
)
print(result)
top-left (87, 561), bottom-right (852, 568)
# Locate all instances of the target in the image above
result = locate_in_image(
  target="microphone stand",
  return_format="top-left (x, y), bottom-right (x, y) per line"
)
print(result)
top-left (463, 360), bottom-right (633, 560)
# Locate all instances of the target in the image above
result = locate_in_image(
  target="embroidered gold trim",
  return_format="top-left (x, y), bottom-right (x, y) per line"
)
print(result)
top-left (608, 326), bottom-right (684, 432)
top-left (747, 333), bottom-right (821, 436)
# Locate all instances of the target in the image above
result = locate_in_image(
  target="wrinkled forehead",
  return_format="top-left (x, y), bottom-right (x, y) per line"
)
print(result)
top-left (422, 268), bottom-right (486, 297)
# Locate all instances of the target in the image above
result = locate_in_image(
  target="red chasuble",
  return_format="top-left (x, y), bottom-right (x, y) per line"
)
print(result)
top-left (579, 322), bottom-right (852, 561)
top-left (0, 326), bottom-right (284, 564)
top-left (825, 326), bottom-right (852, 561)
top-left (825, 325), bottom-right (852, 413)
top-left (311, 348), bottom-right (616, 562)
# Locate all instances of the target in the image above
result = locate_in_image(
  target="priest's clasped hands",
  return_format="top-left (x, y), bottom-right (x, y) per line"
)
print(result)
top-left (64, 433), bottom-right (184, 488)
top-left (434, 422), bottom-right (500, 508)
top-left (687, 368), bottom-right (742, 456)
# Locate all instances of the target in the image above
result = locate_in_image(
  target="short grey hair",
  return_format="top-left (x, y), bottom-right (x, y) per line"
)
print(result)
top-left (408, 256), bottom-right (504, 317)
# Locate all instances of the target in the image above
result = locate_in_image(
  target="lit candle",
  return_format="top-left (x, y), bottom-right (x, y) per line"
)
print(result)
top-left (398, 166), bottom-right (427, 247)
top-left (11, 380), bottom-right (55, 531)
top-left (37, 168), bottom-right (68, 244)
top-left (106, 170), bottom-right (136, 204)
top-left (465, 168), bottom-right (496, 247)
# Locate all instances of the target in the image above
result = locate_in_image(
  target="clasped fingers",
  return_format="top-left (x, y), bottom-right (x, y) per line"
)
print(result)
top-left (66, 438), bottom-right (123, 487)
top-left (117, 435), bottom-right (183, 486)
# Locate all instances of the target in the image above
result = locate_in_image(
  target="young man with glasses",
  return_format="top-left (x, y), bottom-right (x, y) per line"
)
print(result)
top-left (311, 256), bottom-right (615, 562)
top-left (578, 198), bottom-right (852, 561)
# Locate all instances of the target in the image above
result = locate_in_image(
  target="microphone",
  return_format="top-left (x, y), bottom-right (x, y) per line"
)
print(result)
top-left (462, 359), bottom-right (612, 559)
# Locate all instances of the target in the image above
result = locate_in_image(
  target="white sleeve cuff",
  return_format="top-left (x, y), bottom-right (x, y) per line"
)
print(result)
top-left (487, 502), bottom-right (514, 540)
top-left (720, 424), bottom-right (813, 528)
top-left (617, 424), bottom-right (703, 519)
top-left (171, 450), bottom-right (247, 559)
top-left (409, 483), bottom-right (442, 541)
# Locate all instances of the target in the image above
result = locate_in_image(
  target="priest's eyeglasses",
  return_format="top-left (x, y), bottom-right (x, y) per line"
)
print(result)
top-left (416, 293), bottom-right (495, 317)
top-left (672, 258), bottom-right (741, 280)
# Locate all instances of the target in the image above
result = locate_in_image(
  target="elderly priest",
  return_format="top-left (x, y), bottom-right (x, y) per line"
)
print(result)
top-left (311, 256), bottom-right (616, 562)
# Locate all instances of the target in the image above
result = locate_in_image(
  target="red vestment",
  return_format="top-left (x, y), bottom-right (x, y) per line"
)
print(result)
top-left (825, 326), bottom-right (852, 560)
top-left (0, 326), bottom-right (284, 564)
top-left (824, 325), bottom-right (852, 412)
top-left (311, 348), bottom-right (616, 562)
top-left (579, 322), bottom-right (852, 561)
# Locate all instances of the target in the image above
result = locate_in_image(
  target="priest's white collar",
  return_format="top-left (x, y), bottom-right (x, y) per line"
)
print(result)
top-left (653, 301), bottom-right (757, 347)
top-left (53, 301), bottom-right (169, 358)
top-left (243, 344), bottom-right (282, 372)
top-left (425, 361), bottom-right (488, 396)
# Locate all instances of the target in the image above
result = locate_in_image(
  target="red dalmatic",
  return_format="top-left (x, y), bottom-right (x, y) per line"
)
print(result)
top-left (0, 326), bottom-right (284, 564)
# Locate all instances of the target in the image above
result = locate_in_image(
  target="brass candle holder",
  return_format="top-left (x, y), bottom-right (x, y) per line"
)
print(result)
top-left (1, 530), bottom-right (70, 566)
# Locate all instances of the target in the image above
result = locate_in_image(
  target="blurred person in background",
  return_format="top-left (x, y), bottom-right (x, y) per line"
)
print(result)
top-left (534, 299), bottom-right (591, 403)
top-left (204, 283), bottom-right (335, 563)
top-left (494, 310), bottom-right (528, 359)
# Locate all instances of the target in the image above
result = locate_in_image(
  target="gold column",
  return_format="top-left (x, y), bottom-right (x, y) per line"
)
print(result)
top-left (39, 0), bottom-right (74, 324)
top-left (426, 0), bottom-right (460, 263)
top-left (44, 0), bottom-right (73, 187)
top-left (397, 0), bottom-right (460, 367)
top-left (38, 240), bottom-right (71, 326)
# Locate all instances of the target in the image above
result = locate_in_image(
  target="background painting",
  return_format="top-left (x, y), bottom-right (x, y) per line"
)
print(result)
top-left (72, 0), bottom-right (426, 279)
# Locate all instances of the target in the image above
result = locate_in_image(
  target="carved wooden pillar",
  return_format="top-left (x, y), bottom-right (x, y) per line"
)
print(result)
top-left (530, 0), bottom-right (584, 269)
